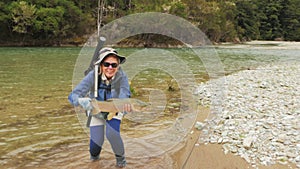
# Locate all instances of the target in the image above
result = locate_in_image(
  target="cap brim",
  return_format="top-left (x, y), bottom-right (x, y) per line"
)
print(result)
top-left (94, 51), bottom-right (126, 65)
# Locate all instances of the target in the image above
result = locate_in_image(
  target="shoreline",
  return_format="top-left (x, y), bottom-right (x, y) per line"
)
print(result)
top-left (1, 40), bottom-right (300, 49)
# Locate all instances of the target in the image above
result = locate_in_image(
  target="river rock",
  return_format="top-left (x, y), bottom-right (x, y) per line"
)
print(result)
top-left (243, 136), bottom-right (254, 149)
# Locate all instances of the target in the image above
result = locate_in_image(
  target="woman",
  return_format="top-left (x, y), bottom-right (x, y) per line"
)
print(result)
top-left (68, 47), bottom-right (131, 168)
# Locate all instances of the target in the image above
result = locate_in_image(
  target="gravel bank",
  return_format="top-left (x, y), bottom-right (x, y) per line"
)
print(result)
top-left (195, 61), bottom-right (300, 168)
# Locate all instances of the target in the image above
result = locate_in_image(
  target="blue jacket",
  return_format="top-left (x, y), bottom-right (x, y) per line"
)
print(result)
top-left (68, 68), bottom-right (131, 106)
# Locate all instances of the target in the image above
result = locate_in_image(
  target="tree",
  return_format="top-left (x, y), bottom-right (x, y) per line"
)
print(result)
top-left (256, 0), bottom-right (283, 40)
top-left (10, 1), bottom-right (36, 34)
top-left (184, 0), bottom-right (237, 42)
top-left (235, 0), bottom-right (260, 41)
top-left (0, 1), bottom-right (11, 42)
top-left (33, 6), bottom-right (64, 43)
top-left (169, 1), bottom-right (188, 18)
top-left (279, 0), bottom-right (300, 41)
top-left (97, 0), bottom-right (105, 36)
top-left (217, 0), bottom-right (237, 42)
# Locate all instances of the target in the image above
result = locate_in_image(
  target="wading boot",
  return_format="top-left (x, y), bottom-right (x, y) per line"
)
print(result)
top-left (116, 155), bottom-right (126, 168)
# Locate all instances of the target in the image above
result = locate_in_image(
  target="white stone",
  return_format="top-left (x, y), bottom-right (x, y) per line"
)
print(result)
top-left (194, 121), bottom-right (205, 130)
top-left (243, 136), bottom-right (254, 149)
top-left (295, 156), bottom-right (300, 162)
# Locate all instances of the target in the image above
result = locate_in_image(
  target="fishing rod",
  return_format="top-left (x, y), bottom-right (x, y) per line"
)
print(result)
top-left (84, 36), bottom-right (106, 75)
top-left (85, 36), bottom-right (106, 127)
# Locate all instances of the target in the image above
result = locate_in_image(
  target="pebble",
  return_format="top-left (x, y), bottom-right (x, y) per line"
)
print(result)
top-left (195, 62), bottom-right (300, 168)
top-left (243, 136), bottom-right (254, 149)
top-left (194, 121), bottom-right (205, 130)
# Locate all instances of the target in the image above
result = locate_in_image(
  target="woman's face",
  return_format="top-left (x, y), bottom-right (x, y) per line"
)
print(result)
top-left (101, 55), bottom-right (119, 79)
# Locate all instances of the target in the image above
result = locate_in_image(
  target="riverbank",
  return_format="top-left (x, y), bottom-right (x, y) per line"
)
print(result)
top-left (190, 61), bottom-right (299, 169)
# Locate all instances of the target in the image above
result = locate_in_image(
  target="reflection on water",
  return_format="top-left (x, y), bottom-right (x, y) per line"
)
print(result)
top-left (0, 46), bottom-right (299, 168)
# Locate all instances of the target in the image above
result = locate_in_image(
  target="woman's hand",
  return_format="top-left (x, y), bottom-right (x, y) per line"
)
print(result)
top-left (123, 103), bottom-right (132, 112)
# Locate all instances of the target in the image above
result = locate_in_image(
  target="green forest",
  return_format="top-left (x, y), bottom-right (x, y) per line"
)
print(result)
top-left (0, 0), bottom-right (299, 46)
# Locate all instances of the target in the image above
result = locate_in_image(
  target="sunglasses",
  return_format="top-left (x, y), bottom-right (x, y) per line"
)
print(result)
top-left (102, 62), bottom-right (118, 68)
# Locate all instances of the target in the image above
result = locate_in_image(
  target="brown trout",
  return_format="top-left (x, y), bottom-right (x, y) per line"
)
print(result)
top-left (91, 98), bottom-right (150, 120)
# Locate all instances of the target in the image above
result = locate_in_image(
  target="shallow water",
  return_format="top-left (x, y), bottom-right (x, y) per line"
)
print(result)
top-left (0, 45), bottom-right (299, 168)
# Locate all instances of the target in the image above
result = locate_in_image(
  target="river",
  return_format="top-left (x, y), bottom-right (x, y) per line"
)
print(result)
top-left (0, 42), bottom-right (299, 168)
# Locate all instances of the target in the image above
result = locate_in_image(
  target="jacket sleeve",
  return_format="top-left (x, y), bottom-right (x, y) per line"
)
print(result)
top-left (68, 70), bottom-right (95, 106)
top-left (118, 74), bottom-right (131, 99)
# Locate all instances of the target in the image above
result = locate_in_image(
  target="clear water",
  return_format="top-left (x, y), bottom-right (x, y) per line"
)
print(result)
top-left (0, 46), bottom-right (299, 168)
